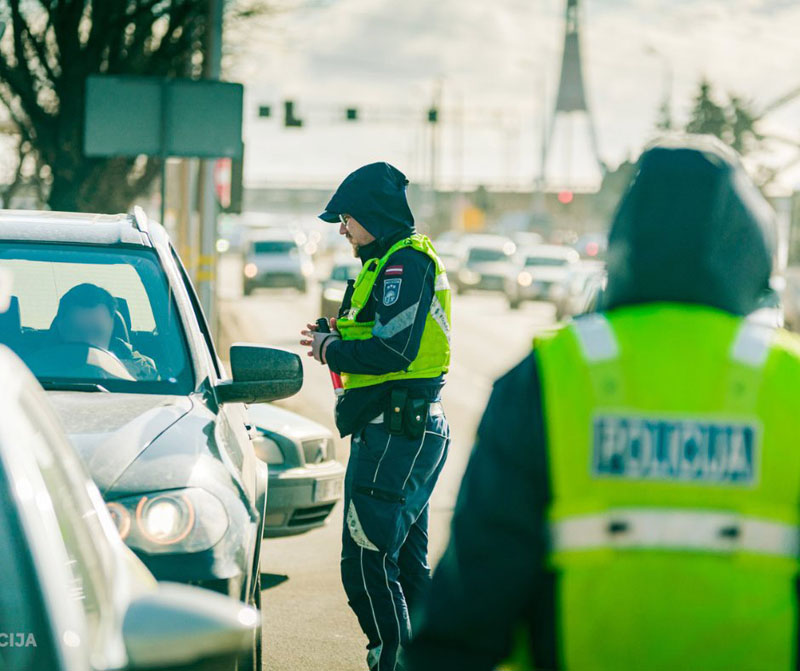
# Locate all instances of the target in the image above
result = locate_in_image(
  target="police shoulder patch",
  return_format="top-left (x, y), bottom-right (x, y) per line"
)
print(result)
top-left (383, 278), bottom-right (402, 306)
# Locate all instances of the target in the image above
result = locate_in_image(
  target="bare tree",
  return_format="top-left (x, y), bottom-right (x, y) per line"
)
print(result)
top-left (0, 1), bottom-right (263, 213)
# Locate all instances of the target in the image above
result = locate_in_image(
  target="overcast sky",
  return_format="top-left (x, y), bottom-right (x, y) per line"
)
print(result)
top-left (229, 0), bottom-right (800, 192)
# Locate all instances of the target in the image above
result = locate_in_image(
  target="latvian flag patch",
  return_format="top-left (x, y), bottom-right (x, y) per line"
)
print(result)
top-left (384, 265), bottom-right (404, 276)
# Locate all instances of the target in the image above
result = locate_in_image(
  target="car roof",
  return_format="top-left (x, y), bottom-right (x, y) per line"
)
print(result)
top-left (0, 208), bottom-right (153, 247)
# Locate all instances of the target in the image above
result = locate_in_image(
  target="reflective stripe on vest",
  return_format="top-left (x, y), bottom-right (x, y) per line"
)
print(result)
top-left (551, 507), bottom-right (800, 557)
top-left (572, 313), bottom-right (619, 362)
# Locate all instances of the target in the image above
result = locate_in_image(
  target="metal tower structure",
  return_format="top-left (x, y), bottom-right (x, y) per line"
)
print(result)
top-left (542, 0), bottom-right (604, 187)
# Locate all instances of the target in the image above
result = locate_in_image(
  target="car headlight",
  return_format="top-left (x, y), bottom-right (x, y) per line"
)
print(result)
top-left (459, 269), bottom-right (480, 284)
top-left (517, 271), bottom-right (533, 287)
top-left (302, 437), bottom-right (332, 465)
top-left (243, 263), bottom-right (258, 279)
top-left (253, 435), bottom-right (285, 465)
top-left (107, 488), bottom-right (228, 554)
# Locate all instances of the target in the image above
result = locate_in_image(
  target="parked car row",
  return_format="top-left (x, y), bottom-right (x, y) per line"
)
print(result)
top-left (0, 208), bottom-right (345, 671)
top-left (432, 231), bottom-right (606, 320)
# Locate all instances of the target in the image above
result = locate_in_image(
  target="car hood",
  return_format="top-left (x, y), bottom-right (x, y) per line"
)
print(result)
top-left (46, 391), bottom-right (192, 494)
top-left (526, 267), bottom-right (570, 282)
top-left (246, 403), bottom-right (331, 442)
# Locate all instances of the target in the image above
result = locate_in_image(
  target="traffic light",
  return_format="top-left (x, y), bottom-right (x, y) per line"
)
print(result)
top-left (557, 190), bottom-right (574, 205)
top-left (284, 100), bottom-right (303, 127)
top-left (345, 108), bottom-right (358, 121)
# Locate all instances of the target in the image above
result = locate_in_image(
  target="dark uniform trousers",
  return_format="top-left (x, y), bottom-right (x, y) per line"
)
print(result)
top-left (341, 409), bottom-right (450, 671)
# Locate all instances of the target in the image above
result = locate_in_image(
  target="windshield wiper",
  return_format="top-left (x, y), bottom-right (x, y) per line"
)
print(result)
top-left (38, 380), bottom-right (110, 393)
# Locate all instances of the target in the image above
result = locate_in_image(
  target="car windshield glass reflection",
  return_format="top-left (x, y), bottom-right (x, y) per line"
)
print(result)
top-left (467, 248), bottom-right (507, 264)
top-left (0, 244), bottom-right (193, 394)
top-left (525, 257), bottom-right (569, 267)
top-left (253, 241), bottom-right (296, 255)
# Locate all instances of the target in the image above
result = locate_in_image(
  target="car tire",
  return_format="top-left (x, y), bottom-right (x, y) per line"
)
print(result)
top-left (243, 284), bottom-right (253, 297)
top-left (508, 295), bottom-right (521, 310)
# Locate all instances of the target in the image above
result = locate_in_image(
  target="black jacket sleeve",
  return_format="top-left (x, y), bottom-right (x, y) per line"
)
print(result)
top-left (404, 352), bottom-right (552, 671)
top-left (325, 247), bottom-right (436, 376)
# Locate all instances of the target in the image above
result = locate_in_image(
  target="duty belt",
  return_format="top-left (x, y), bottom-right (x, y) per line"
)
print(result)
top-left (369, 401), bottom-right (445, 425)
top-left (550, 507), bottom-right (800, 558)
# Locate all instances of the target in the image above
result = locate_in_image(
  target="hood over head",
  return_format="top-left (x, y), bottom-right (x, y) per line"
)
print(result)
top-left (603, 134), bottom-right (776, 316)
top-left (319, 162), bottom-right (415, 245)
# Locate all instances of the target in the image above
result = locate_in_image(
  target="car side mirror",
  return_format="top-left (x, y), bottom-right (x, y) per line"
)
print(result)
top-left (215, 343), bottom-right (303, 404)
top-left (123, 582), bottom-right (258, 670)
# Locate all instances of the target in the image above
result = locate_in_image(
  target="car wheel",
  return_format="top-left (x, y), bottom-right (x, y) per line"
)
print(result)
top-left (243, 284), bottom-right (253, 297)
top-left (508, 296), bottom-right (521, 310)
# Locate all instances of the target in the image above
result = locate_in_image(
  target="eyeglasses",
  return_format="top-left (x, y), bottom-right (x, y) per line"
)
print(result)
top-left (338, 214), bottom-right (351, 227)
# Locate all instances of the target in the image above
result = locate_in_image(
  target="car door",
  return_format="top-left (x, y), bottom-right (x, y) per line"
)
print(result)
top-left (168, 246), bottom-right (258, 507)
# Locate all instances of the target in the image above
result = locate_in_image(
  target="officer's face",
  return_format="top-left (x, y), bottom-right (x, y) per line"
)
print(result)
top-left (339, 214), bottom-right (375, 255)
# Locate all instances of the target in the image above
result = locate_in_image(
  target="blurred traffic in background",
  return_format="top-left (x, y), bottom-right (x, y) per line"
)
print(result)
top-left (2, 0), bottom-right (800, 669)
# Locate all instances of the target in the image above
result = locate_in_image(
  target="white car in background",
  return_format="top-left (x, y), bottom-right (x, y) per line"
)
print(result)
top-left (552, 260), bottom-right (606, 320)
top-left (504, 245), bottom-right (580, 309)
top-left (248, 403), bottom-right (345, 537)
top-left (453, 234), bottom-right (516, 294)
top-left (242, 229), bottom-right (314, 295)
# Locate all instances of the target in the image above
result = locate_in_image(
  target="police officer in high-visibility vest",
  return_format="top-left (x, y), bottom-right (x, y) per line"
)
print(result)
top-left (300, 162), bottom-right (451, 671)
top-left (404, 136), bottom-right (800, 671)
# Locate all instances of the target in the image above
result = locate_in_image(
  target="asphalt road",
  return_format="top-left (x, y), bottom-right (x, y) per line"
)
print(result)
top-left (217, 253), bottom-right (557, 671)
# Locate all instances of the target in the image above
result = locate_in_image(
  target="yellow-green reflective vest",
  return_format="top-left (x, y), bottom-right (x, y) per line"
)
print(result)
top-left (507, 303), bottom-right (800, 671)
top-left (336, 234), bottom-right (451, 390)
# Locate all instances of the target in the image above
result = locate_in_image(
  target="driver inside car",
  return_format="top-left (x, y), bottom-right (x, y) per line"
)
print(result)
top-left (51, 283), bottom-right (158, 380)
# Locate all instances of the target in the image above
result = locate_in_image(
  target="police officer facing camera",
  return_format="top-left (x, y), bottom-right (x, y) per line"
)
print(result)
top-left (300, 162), bottom-right (451, 671)
top-left (405, 136), bottom-right (800, 671)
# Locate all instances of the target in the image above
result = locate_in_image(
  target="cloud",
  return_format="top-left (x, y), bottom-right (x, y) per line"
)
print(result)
top-left (231, 0), bottom-right (800, 190)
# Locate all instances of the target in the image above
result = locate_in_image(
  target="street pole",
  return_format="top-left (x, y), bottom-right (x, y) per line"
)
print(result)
top-left (197, 0), bottom-right (223, 334)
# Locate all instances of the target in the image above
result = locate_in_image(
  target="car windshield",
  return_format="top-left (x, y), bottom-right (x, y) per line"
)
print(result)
top-left (331, 264), bottom-right (359, 281)
top-left (525, 256), bottom-right (569, 267)
top-left (0, 243), bottom-right (194, 394)
top-left (467, 248), bottom-right (507, 263)
top-left (252, 240), bottom-right (297, 255)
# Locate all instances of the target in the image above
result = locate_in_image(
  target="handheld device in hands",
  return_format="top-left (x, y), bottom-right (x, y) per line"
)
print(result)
top-left (316, 318), bottom-right (345, 397)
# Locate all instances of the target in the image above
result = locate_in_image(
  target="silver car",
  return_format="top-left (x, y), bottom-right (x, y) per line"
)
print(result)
top-left (504, 245), bottom-right (580, 309)
top-left (248, 403), bottom-right (345, 537)
top-left (0, 344), bottom-right (259, 671)
top-left (243, 230), bottom-right (314, 295)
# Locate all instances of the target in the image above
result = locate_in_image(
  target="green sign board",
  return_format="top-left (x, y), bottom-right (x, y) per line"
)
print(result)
top-left (84, 75), bottom-right (244, 160)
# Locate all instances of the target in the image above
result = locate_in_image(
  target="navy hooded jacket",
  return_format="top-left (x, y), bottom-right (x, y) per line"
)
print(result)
top-left (320, 163), bottom-right (444, 437)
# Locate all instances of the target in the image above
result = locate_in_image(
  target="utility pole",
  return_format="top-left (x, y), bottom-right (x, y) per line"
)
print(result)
top-left (197, 0), bottom-right (223, 332)
top-left (428, 79), bottom-right (443, 231)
